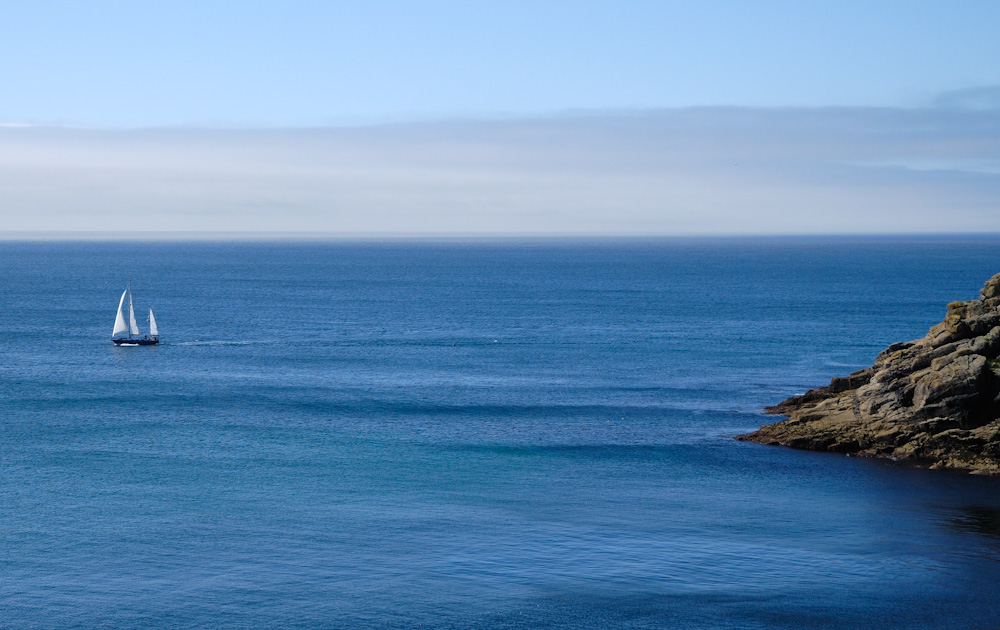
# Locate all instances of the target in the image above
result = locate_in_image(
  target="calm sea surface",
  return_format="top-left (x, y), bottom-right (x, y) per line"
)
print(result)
top-left (3, 237), bottom-right (1000, 629)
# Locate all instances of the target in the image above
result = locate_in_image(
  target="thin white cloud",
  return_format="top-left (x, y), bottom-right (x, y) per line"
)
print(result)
top-left (0, 107), bottom-right (998, 236)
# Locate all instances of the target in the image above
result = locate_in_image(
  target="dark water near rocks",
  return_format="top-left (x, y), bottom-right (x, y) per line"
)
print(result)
top-left (3, 237), bottom-right (1000, 629)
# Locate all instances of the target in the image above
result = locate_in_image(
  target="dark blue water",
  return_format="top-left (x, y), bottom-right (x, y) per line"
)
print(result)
top-left (3, 237), bottom-right (1000, 629)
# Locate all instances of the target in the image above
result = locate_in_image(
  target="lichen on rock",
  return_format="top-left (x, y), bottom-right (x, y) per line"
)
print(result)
top-left (737, 272), bottom-right (1000, 474)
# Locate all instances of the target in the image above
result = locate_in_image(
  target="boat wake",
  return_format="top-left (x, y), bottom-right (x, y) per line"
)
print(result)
top-left (172, 340), bottom-right (261, 346)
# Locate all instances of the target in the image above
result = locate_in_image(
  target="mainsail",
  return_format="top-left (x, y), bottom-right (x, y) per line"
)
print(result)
top-left (149, 308), bottom-right (159, 337)
top-left (128, 288), bottom-right (139, 336)
top-left (112, 289), bottom-right (129, 338)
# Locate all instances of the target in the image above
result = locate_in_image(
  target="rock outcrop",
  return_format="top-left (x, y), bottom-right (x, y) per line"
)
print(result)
top-left (738, 272), bottom-right (1000, 474)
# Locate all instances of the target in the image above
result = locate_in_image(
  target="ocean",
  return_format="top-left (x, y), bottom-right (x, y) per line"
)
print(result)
top-left (3, 237), bottom-right (1000, 629)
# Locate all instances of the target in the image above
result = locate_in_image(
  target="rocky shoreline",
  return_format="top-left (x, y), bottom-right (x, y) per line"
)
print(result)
top-left (738, 272), bottom-right (1000, 475)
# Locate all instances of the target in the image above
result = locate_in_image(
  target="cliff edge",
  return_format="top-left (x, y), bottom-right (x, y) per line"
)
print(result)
top-left (738, 272), bottom-right (1000, 474)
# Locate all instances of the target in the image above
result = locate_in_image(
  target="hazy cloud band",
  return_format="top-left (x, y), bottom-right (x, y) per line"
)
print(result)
top-left (2, 107), bottom-right (998, 235)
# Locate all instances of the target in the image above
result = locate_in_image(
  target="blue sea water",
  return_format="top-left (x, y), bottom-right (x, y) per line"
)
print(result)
top-left (3, 236), bottom-right (1000, 629)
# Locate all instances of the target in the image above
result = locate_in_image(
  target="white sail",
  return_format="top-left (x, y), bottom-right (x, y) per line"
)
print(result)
top-left (112, 289), bottom-right (129, 338)
top-left (128, 288), bottom-right (139, 336)
top-left (113, 284), bottom-right (159, 345)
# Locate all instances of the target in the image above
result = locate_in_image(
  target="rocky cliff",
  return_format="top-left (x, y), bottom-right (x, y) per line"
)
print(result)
top-left (738, 272), bottom-right (1000, 474)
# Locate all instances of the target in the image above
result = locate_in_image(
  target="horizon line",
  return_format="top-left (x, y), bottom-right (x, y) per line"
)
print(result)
top-left (3, 231), bottom-right (1000, 243)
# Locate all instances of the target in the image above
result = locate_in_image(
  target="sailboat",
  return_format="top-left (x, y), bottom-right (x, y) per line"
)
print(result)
top-left (112, 284), bottom-right (159, 345)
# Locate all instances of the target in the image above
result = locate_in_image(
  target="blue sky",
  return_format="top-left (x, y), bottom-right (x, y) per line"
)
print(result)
top-left (3, 1), bottom-right (999, 126)
top-left (1, 1), bottom-right (998, 234)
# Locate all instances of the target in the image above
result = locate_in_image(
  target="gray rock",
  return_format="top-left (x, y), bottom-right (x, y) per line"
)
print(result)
top-left (738, 272), bottom-right (1000, 474)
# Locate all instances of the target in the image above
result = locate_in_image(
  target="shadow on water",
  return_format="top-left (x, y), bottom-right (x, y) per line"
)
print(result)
top-left (949, 506), bottom-right (1000, 539)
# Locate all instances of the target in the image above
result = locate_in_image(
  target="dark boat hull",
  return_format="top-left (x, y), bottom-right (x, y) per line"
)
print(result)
top-left (113, 338), bottom-right (159, 346)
